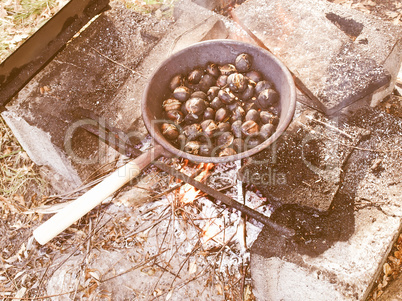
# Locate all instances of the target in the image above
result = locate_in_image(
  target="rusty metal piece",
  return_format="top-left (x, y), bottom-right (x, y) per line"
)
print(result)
top-left (0, 0), bottom-right (110, 109)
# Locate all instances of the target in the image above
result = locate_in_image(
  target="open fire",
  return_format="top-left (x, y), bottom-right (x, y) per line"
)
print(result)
top-left (179, 162), bottom-right (215, 204)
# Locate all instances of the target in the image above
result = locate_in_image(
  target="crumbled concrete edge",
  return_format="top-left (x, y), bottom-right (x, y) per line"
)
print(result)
top-left (250, 210), bottom-right (402, 301)
top-left (1, 111), bottom-right (82, 192)
top-left (251, 256), bottom-right (346, 301)
top-left (367, 222), bottom-right (402, 301)
top-left (370, 39), bottom-right (402, 107)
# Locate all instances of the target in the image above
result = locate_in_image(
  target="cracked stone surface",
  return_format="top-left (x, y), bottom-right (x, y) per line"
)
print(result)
top-left (249, 107), bottom-right (402, 301)
top-left (238, 108), bottom-right (369, 211)
top-left (2, 1), bottom-right (226, 191)
top-left (234, 0), bottom-right (402, 114)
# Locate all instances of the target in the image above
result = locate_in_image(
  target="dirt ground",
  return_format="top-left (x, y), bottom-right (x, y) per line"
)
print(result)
top-left (0, 0), bottom-right (401, 300)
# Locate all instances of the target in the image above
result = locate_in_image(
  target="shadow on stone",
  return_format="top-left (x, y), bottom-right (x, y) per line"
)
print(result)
top-left (252, 192), bottom-right (355, 258)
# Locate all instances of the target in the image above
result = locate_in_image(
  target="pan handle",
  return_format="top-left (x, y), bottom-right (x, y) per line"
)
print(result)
top-left (33, 145), bottom-right (166, 245)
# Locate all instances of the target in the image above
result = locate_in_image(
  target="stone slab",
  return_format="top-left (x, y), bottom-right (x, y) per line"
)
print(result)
top-left (249, 107), bottom-right (402, 300)
top-left (234, 0), bottom-right (402, 115)
top-left (2, 1), bottom-right (227, 191)
top-left (2, 2), bottom-right (171, 188)
top-left (238, 109), bottom-right (369, 211)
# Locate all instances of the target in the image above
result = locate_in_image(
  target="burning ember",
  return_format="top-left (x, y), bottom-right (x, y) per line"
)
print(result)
top-left (179, 162), bottom-right (214, 204)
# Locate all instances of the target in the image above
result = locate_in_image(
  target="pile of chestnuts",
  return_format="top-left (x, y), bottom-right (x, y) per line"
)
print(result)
top-left (160, 52), bottom-right (280, 157)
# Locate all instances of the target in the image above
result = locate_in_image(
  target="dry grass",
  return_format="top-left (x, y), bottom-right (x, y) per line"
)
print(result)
top-left (0, 118), bottom-right (49, 199)
top-left (0, 0), bottom-right (68, 62)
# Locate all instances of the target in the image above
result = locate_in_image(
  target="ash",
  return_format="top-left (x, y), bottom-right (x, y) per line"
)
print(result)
top-left (114, 156), bottom-right (269, 299)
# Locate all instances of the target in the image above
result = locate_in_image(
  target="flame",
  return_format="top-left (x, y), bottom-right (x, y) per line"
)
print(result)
top-left (180, 186), bottom-right (199, 204)
top-left (179, 163), bottom-right (214, 204)
top-left (203, 221), bottom-right (220, 241)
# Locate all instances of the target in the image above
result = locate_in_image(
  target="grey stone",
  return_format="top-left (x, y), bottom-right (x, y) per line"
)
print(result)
top-left (250, 107), bottom-right (402, 301)
top-left (2, 2), bottom-right (171, 188)
top-left (2, 1), bottom-right (228, 190)
top-left (238, 109), bottom-right (369, 211)
top-left (234, 0), bottom-right (402, 114)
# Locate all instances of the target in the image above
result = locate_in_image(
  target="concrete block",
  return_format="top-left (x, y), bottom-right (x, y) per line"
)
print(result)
top-left (234, 0), bottom-right (402, 115)
top-left (238, 109), bottom-right (369, 211)
top-left (251, 208), bottom-right (401, 300)
top-left (249, 107), bottom-right (402, 300)
top-left (2, 2), bottom-right (171, 188)
top-left (2, 1), bottom-right (228, 190)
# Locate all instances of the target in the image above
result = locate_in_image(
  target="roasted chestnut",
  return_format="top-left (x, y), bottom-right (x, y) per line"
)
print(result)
top-left (231, 120), bottom-right (243, 138)
top-left (219, 147), bottom-right (237, 157)
top-left (243, 101), bottom-right (257, 112)
top-left (255, 80), bottom-right (275, 95)
top-left (161, 123), bottom-right (179, 140)
top-left (169, 74), bottom-right (184, 91)
top-left (210, 97), bottom-right (224, 110)
top-left (241, 120), bottom-right (259, 136)
top-left (206, 63), bottom-right (220, 78)
top-left (246, 70), bottom-right (263, 83)
top-left (256, 89), bottom-right (279, 109)
top-left (217, 122), bottom-right (231, 133)
top-left (184, 141), bottom-right (201, 155)
top-left (207, 86), bottom-right (220, 101)
top-left (260, 123), bottom-right (275, 139)
top-left (183, 123), bottom-right (202, 140)
top-left (201, 119), bottom-right (218, 138)
top-left (226, 101), bottom-right (242, 112)
top-left (216, 132), bottom-right (234, 149)
top-left (198, 74), bottom-right (216, 92)
top-left (203, 107), bottom-right (215, 120)
top-left (166, 110), bottom-right (184, 123)
top-left (185, 97), bottom-right (206, 115)
top-left (245, 109), bottom-right (260, 123)
top-left (235, 53), bottom-right (252, 73)
top-left (199, 143), bottom-right (213, 156)
top-left (173, 86), bottom-right (192, 102)
top-left (227, 73), bottom-right (247, 93)
top-left (218, 88), bottom-right (236, 105)
top-left (219, 64), bottom-right (237, 75)
top-left (191, 91), bottom-right (207, 100)
top-left (260, 111), bottom-right (277, 124)
top-left (216, 75), bottom-right (228, 87)
top-left (241, 84), bottom-right (255, 101)
top-left (188, 69), bottom-right (204, 84)
top-left (215, 107), bottom-right (230, 123)
top-left (163, 98), bottom-right (181, 112)
top-left (183, 113), bottom-right (202, 124)
top-left (230, 106), bottom-right (245, 122)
